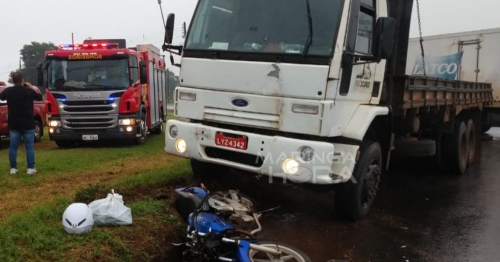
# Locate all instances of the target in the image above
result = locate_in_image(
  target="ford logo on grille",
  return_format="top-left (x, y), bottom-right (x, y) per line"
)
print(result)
top-left (231, 98), bottom-right (249, 107)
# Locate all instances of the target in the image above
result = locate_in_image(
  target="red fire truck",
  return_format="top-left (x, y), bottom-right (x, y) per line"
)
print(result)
top-left (37, 39), bottom-right (168, 147)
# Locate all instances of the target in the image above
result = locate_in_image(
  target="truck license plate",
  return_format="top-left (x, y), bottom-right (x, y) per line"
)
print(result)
top-left (82, 135), bottom-right (98, 141)
top-left (215, 132), bottom-right (247, 150)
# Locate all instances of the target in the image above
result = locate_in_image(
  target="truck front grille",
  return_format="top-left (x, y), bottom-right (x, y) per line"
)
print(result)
top-left (61, 99), bottom-right (117, 114)
top-left (62, 116), bottom-right (117, 129)
top-left (203, 107), bottom-right (280, 129)
top-left (64, 105), bottom-right (114, 112)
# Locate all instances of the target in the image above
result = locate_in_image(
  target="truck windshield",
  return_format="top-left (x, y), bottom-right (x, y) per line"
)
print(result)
top-left (185, 0), bottom-right (343, 58)
top-left (47, 58), bottom-right (130, 90)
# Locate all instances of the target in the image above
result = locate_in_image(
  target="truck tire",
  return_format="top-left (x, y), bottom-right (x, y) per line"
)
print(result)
top-left (190, 159), bottom-right (228, 183)
top-left (443, 120), bottom-right (468, 174)
top-left (334, 140), bottom-right (382, 221)
top-left (135, 113), bottom-right (148, 145)
top-left (466, 119), bottom-right (476, 166)
top-left (34, 119), bottom-right (42, 142)
top-left (392, 138), bottom-right (436, 157)
top-left (151, 122), bottom-right (163, 134)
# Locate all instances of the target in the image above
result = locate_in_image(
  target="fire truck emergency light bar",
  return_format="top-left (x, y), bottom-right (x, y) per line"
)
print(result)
top-left (58, 43), bottom-right (120, 50)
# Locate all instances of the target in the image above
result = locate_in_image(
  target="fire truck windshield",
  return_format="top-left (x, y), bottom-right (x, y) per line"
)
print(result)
top-left (185, 0), bottom-right (343, 58)
top-left (47, 58), bottom-right (131, 90)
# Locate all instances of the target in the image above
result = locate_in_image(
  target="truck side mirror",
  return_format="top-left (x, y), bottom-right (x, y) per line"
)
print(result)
top-left (372, 17), bottom-right (396, 61)
top-left (139, 61), bottom-right (148, 84)
top-left (165, 13), bottom-right (175, 44)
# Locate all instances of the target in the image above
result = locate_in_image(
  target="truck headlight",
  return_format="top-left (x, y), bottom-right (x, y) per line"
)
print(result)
top-left (119, 119), bottom-right (136, 125)
top-left (300, 146), bottom-right (314, 162)
top-left (282, 158), bottom-right (299, 174)
top-left (176, 139), bottom-right (187, 153)
top-left (179, 92), bottom-right (196, 101)
top-left (49, 120), bottom-right (61, 127)
top-left (170, 125), bottom-right (179, 138)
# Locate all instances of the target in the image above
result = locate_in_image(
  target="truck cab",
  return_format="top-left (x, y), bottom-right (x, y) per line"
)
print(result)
top-left (162, 0), bottom-right (492, 220)
top-left (38, 40), bottom-right (168, 148)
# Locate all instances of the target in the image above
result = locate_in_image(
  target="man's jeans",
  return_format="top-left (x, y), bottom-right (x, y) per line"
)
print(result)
top-left (9, 129), bottom-right (35, 169)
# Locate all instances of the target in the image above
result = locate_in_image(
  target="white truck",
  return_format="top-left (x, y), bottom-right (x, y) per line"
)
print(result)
top-left (161, 0), bottom-right (493, 220)
top-left (406, 27), bottom-right (500, 132)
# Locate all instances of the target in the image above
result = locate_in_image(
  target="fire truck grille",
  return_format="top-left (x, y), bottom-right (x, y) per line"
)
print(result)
top-left (64, 105), bottom-right (114, 112)
top-left (64, 100), bottom-right (114, 106)
top-left (61, 99), bottom-right (116, 113)
top-left (62, 117), bottom-right (117, 129)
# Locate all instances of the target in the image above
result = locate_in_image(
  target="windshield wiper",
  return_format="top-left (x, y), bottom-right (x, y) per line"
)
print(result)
top-left (303, 0), bottom-right (313, 56)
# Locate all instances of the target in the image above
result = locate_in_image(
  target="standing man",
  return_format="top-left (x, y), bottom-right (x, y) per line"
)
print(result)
top-left (0, 72), bottom-right (43, 175)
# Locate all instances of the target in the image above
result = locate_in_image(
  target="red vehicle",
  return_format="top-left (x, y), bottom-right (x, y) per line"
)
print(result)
top-left (36, 39), bottom-right (168, 147)
top-left (0, 81), bottom-right (47, 143)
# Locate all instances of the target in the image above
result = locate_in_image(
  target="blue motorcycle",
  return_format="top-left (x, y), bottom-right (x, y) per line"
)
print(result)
top-left (174, 185), bottom-right (312, 262)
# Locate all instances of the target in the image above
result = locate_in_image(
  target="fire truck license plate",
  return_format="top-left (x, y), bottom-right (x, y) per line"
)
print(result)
top-left (82, 135), bottom-right (98, 141)
top-left (215, 132), bottom-right (247, 150)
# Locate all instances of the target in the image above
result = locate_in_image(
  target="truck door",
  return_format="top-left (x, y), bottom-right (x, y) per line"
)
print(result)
top-left (458, 39), bottom-right (481, 82)
top-left (337, 0), bottom-right (382, 104)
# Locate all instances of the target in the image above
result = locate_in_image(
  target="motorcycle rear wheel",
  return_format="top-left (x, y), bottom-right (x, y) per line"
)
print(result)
top-left (248, 241), bottom-right (311, 262)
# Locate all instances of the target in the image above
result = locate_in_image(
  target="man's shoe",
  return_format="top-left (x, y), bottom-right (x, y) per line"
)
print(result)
top-left (27, 169), bottom-right (37, 175)
top-left (10, 168), bottom-right (18, 175)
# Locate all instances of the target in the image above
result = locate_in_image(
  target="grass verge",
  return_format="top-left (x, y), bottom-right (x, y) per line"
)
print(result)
top-left (0, 113), bottom-right (194, 262)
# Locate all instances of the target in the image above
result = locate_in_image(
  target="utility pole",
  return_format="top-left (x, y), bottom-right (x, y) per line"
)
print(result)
top-left (19, 57), bottom-right (22, 70)
top-left (72, 33), bottom-right (74, 49)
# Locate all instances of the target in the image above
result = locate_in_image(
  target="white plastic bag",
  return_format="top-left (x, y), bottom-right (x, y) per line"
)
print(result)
top-left (88, 189), bottom-right (132, 226)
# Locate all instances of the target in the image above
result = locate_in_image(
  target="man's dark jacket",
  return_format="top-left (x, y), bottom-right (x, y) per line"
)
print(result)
top-left (0, 85), bottom-right (43, 130)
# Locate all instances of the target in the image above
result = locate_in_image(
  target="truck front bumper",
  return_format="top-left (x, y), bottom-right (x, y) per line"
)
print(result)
top-left (47, 117), bottom-right (140, 141)
top-left (165, 120), bottom-right (359, 185)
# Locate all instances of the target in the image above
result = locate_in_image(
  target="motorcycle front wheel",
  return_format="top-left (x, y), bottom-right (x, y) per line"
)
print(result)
top-left (248, 241), bottom-right (311, 262)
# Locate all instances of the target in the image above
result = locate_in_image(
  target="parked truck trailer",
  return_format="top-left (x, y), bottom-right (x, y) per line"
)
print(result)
top-left (37, 39), bottom-right (168, 148)
top-left (406, 27), bottom-right (500, 132)
top-left (161, 0), bottom-right (493, 221)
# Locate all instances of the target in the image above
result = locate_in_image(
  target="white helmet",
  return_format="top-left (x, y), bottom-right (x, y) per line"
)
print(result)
top-left (62, 203), bottom-right (94, 234)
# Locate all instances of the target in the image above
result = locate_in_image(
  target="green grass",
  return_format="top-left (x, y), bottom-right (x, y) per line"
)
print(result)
top-left (0, 197), bottom-right (181, 262)
top-left (0, 114), bottom-right (192, 261)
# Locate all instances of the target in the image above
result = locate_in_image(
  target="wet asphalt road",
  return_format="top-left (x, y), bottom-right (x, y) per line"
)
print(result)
top-left (210, 128), bottom-right (500, 262)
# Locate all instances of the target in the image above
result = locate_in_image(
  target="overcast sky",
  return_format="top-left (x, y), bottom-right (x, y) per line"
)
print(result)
top-left (1, 0), bottom-right (499, 82)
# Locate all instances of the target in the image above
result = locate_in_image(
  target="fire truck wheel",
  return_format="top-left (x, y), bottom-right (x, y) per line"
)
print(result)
top-left (151, 122), bottom-right (163, 134)
top-left (34, 120), bottom-right (42, 142)
top-left (135, 113), bottom-right (148, 145)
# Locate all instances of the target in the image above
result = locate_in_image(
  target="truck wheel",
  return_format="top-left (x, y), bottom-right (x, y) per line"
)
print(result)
top-left (135, 113), bottom-right (148, 145)
top-left (443, 120), bottom-right (468, 174)
top-left (466, 119), bottom-right (476, 166)
top-left (151, 122), bottom-right (163, 135)
top-left (334, 140), bottom-right (382, 221)
top-left (34, 120), bottom-right (42, 142)
top-left (190, 159), bottom-right (228, 183)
